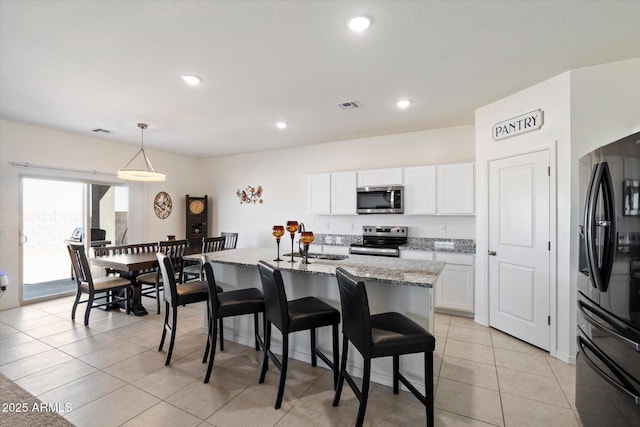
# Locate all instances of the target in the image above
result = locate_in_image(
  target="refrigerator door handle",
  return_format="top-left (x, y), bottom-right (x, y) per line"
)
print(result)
top-left (583, 162), bottom-right (616, 292)
top-left (578, 295), bottom-right (640, 351)
top-left (578, 333), bottom-right (640, 405)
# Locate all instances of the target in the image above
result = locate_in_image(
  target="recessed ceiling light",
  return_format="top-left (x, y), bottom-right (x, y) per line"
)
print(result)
top-left (396, 99), bottom-right (412, 109)
top-left (276, 121), bottom-right (288, 129)
top-left (181, 74), bottom-right (201, 86)
top-left (347, 15), bottom-right (372, 32)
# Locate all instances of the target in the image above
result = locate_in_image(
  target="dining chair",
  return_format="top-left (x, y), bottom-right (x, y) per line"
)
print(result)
top-left (183, 236), bottom-right (226, 282)
top-left (221, 232), bottom-right (238, 250)
top-left (202, 259), bottom-right (265, 383)
top-left (67, 244), bottom-right (131, 326)
top-left (257, 261), bottom-right (340, 409)
top-left (157, 252), bottom-right (209, 366)
top-left (332, 267), bottom-right (435, 427)
top-left (138, 239), bottom-right (188, 314)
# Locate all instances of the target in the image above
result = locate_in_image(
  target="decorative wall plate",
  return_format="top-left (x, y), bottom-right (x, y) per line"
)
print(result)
top-left (154, 191), bottom-right (172, 219)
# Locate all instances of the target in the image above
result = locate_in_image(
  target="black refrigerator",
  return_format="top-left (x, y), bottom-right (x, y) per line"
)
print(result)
top-left (577, 131), bottom-right (640, 426)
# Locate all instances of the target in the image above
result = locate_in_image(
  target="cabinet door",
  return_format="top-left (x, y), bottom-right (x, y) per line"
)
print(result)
top-left (331, 171), bottom-right (357, 215)
top-left (308, 173), bottom-right (331, 214)
top-left (404, 166), bottom-right (436, 214)
top-left (357, 169), bottom-right (381, 187)
top-left (438, 163), bottom-right (474, 214)
top-left (434, 263), bottom-right (474, 312)
top-left (379, 168), bottom-right (403, 185)
top-left (357, 168), bottom-right (403, 186)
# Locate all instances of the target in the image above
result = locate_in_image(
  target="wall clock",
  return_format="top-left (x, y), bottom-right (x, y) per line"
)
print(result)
top-left (154, 191), bottom-right (172, 219)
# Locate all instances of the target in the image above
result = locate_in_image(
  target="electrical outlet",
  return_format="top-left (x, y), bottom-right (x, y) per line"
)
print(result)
top-left (440, 225), bottom-right (447, 234)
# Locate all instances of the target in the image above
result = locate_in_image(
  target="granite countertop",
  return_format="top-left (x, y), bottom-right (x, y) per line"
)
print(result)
top-left (185, 248), bottom-right (445, 288)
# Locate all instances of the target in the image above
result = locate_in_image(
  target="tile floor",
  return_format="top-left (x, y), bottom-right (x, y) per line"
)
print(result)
top-left (0, 296), bottom-right (582, 426)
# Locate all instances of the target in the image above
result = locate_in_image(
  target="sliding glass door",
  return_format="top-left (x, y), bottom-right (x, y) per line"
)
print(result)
top-left (21, 177), bottom-right (128, 301)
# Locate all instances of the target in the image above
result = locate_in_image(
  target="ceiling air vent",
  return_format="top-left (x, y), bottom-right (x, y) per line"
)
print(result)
top-left (338, 100), bottom-right (362, 110)
top-left (92, 128), bottom-right (113, 134)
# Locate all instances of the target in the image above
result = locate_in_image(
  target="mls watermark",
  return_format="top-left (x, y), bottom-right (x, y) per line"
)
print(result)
top-left (2, 402), bottom-right (73, 413)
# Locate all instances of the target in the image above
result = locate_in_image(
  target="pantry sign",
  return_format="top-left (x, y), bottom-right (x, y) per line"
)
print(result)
top-left (492, 109), bottom-right (544, 141)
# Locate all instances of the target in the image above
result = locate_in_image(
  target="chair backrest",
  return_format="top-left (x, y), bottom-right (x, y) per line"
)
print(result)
top-left (221, 232), bottom-right (238, 250)
top-left (157, 239), bottom-right (188, 274)
top-left (157, 252), bottom-right (178, 305)
top-left (202, 236), bottom-right (226, 253)
top-left (257, 261), bottom-right (289, 331)
top-left (67, 244), bottom-right (94, 291)
top-left (335, 267), bottom-right (373, 357)
top-left (203, 257), bottom-right (221, 317)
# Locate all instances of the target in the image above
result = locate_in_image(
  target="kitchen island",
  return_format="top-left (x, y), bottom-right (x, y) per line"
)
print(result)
top-left (184, 247), bottom-right (445, 388)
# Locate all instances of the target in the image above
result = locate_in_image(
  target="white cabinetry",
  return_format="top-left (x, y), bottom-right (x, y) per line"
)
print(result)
top-left (308, 162), bottom-right (474, 216)
top-left (404, 166), bottom-right (437, 214)
top-left (331, 171), bottom-right (357, 215)
top-left (434, 253), bottom-right (474, 313)
top-left (308, 173), bottom-right (331, 214)
top-left (437, 163), bottom-right (474, 214)
top-left (357, 168), bottom-right (403, 187)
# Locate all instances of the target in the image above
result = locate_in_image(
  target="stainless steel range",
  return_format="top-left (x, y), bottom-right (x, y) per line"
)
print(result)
top-left (349, 225), bottom-right (407, 257)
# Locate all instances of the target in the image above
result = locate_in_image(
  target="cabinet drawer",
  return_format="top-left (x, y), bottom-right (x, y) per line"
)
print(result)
top-left (400, 250), bottom-right (434, 260)
top-left (434, 252), bottom-right (474, 266)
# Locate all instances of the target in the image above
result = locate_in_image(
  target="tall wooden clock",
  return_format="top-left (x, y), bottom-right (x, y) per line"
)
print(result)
top-left (186, 195), bottom-right (208, 254)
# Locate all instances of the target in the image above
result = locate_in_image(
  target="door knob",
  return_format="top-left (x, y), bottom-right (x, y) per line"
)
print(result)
top-left (488, 250), bottom-right (497, 256)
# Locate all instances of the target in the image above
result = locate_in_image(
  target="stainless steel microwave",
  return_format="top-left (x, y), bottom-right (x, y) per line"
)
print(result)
top-left (356, 186), bottom-right (404, 214)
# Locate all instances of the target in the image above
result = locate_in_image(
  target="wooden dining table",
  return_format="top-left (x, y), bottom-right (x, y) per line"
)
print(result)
top-left (90, 252), bottom-right (159, 314)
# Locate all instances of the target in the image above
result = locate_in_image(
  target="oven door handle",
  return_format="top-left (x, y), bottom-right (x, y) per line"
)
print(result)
top-left (578, 295), bottom-right (640, 352)
top-left (578, 333), bottom-right (640, 404)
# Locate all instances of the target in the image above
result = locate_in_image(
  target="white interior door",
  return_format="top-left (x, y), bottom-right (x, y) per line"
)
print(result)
top-left (489, 150), bottom-right (550, 350)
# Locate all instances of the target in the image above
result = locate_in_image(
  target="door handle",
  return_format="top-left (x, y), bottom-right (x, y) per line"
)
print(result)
top-left (488, 250), bottom-right (497, 256)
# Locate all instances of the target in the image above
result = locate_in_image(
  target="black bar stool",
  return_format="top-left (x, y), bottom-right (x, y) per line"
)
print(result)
top-left (157, 252), bottom-right (209, 366)
top-left (202, 259), bottom-right (265, 383)
top-left (333, 267), bottom-right (435, 427)
top-left (257, 261), bottom-right (340, 409)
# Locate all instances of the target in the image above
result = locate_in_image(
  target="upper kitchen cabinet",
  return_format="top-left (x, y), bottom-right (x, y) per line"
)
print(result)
top-left (308, 173), bottom-right (331, 214)
top-left (404, 165), bottom-right (437, 214)
top-left (331, 171), bottom-right (357, 215)
top-left (357, 168), bottom-right (403, 187)
top-left (437, 163), bottom-right (475, 214)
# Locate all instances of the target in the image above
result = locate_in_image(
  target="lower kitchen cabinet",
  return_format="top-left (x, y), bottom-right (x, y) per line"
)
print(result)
top-left (434, 253), bottom-right (475, 313)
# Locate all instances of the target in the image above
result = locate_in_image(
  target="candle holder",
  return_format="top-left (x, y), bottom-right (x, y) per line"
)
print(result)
top-left (285, 221), bottom-right (299, 263)
top-left (300, 231), bottom-right (314, 264)
top-left (272, 225), bottom-right (285, 262)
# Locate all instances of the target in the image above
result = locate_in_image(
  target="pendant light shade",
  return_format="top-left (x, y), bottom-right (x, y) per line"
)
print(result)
top-left (118, 123), bottom-right (166, 181)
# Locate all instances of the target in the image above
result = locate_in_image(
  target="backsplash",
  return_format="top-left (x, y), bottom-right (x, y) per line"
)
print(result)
top-left (405, 237), bottom-right (476, 253)
top-left (314, 233), bottom-right (475, 253)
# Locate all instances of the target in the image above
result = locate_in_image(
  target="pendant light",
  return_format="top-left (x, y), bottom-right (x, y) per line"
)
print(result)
top-left (118, 123), bottom-right (166, 181)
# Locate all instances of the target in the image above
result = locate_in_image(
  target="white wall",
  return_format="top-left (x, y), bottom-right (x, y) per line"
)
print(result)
top-left (199, 126), bottom-right (476, 250)
top-left (475, 58), bottom-right (640, 363)
top-left (0, 120), bottom-right (202, 309)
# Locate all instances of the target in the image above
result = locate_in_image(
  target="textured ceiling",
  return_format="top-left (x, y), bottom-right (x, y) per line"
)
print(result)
top-left (1, 1), bottom-right (639, 157)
